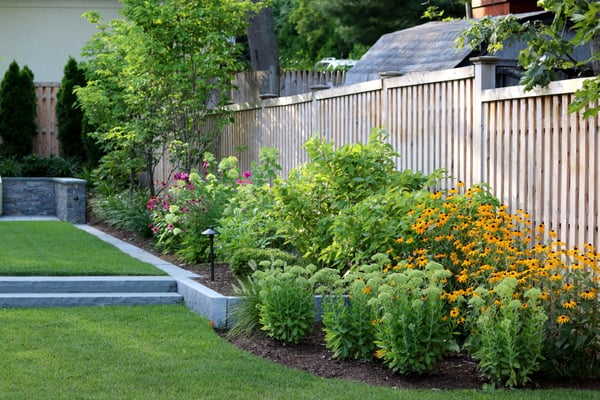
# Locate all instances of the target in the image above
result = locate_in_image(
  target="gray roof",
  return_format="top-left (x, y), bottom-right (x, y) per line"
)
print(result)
top-left (345, 20), bottom-right (474, 85)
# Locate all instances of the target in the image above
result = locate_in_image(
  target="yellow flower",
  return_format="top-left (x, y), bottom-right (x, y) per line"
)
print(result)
top-left (563, 300), bottom-right (577, 309)
top-left (457, 317), bottom-right (466, 325)
top-left (363, 286), bottom-right (372, 295)
top-left (449, 307), bottom-right (460, 318)
top-left (557, 315), bottom-right (570, 325)
top-left (581, 290), bottom-right (596, 301)
top-left (562, 283), bottom-right (574, 291)
top-left (550, 273), bottom-right (563, 281)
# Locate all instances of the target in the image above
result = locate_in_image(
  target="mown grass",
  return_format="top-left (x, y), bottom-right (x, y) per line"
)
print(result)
top-left (0, 305), bottom-right (597, 400)
top-left (0, 221), bottom-right (164, 276)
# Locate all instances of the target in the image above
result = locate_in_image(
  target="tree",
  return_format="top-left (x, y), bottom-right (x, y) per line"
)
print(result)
top-left (77, 0), bottom-right (264, 195)
top-left (0, 61), bottom-right (37, 157)
top-left (457, 0), bottom-right (600, 117)
top-left (273, 0), bottom-right (465, 69)
top-left (57, 57), bottom-right (86, 160)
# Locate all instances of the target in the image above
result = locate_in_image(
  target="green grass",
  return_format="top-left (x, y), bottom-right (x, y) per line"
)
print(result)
top-left (0, 221), bottom-right (164, 276)
top-left (0, 305), bottom-right (596, 400)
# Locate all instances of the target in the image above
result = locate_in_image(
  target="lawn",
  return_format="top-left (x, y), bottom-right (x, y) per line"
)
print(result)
top-left (0, 221), bottom-right (164, 276)
top-left (0, 305), bottom-right (597, 400)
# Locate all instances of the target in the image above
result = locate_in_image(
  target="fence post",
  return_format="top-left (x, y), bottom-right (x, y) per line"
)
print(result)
top-left (470, 56), bottom-right (499, 185)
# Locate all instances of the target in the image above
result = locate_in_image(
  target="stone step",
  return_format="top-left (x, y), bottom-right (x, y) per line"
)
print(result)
top-left (0, 276), bottom-right (178, 294)
top-left (0, 292), bottom-right (183, 308)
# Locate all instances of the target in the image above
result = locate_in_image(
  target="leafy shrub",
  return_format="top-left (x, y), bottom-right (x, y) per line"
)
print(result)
top-left (537, 246), bottom-right (600, 378)
top-left (0, 156), bottom-right (22, 176)
top-left (385, 182), bottom-right (600, 380)
top-left (468, 279), bottom-right (546, 387)
top-left (228, 247), bottom-right (299, 279)
top-left (253, 264), bottom-right (316, 344)
top-left (273, 129), bottom-right (429, 271)
top-left (218, 147), bottom-right (289, 257)
top-left (90, 191), bottom-right (153, 238)
top-left (322, 285), bottom-right (376, 361)
top-left (147, 153), bottom-right (239, 262)
top-left (0, 61), bottom-right (37, 157)
top-left (0, 154), bottom-right (80, 177)
top-left (373, 261), bottom-right (458, 375)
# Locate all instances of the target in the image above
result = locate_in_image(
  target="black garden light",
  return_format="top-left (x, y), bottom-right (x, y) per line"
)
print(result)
top-left (202, 226), bottom-right (220, 281)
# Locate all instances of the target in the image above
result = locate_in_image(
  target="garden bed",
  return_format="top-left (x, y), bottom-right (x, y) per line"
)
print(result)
top-left (89, 220), bottom-right (600, 390)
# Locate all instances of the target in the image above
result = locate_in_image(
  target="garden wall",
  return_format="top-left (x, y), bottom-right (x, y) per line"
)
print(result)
top-left (1, 177), bottom-right (86, 224)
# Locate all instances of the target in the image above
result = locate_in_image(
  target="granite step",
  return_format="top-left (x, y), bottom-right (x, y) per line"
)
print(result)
top-left (0, 276), bottom-right (178, 293)
top-left (0, 276), bottom-right (183, 308)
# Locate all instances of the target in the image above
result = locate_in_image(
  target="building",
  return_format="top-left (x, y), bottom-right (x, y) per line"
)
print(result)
top-left (0, 0), bottom-right (123, 83)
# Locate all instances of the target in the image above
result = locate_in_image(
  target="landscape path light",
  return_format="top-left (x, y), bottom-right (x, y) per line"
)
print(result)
top-left (202, 226), bottom-right (220, 281)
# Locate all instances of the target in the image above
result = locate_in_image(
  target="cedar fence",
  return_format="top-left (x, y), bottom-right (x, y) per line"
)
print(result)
top-left (28, 59), bottom-right (600, 250)
top-left (217, 57), bottom-right (600, 251)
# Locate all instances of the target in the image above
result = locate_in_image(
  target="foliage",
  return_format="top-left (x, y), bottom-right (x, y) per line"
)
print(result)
top-left (456, 0), bottom-right (600, 118)
top-left (228, 248), bottom-right (299, 279)
top-left (228, 273), bottom-right (263, 338)
top-left (385, 183), bottom-right (600, 380)
top-left (217, 147), bottom-right (288, 259)
top-left (77, 0), bottom-right (264, 195)
top-left (56, 57), bottom-right (87, 162)
top-left (0, 61), bottom-right (37, 157)
top-left (373, 260), bottom-right (459, 375)
top-left (0, 154), bottom-right (80, 177)
top-left (253, 263), bottom-right (317, 344)
top-left (321, 281), bottom-right (376, 361)
top-left (272, 0), bottom-right (465, 68)
top-left (537, 243), bottom-right (600, 378)
top-left (468, 279), bottom-right (547, 387)
top-left (90, 191), bottom-right (153, 238)
top-left (273, 129), bottom-right (429, 270)
top-left (147, 153), bottom-right (241, 263)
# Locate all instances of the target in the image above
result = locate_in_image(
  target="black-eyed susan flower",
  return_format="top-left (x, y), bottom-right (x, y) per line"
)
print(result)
top-left (563, 300), bottom-right (577, 309)
top-left (557, 315), bottom-right (570, 324)
top-left (581, 289), bottom-right (596, 301)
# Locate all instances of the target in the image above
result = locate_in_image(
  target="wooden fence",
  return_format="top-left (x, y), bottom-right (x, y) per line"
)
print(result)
top-left (26, 62), bottom-right (600, 251)
top-left (231, 69), bottom-right (346, 104)
top-left (217, 58), bottom-right (600, 251)
top-left (34, 82), bottom-right (60, 156)
top-left (0, 83), bottom-right (59, 155)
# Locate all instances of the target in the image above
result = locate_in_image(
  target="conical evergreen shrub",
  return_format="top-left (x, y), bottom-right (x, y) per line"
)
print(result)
top-left (0, 60), bottom-right (37, 157)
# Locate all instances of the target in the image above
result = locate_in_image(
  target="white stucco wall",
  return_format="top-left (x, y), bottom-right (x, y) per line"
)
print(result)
top-left (0, 0), bottom-right (123, 83)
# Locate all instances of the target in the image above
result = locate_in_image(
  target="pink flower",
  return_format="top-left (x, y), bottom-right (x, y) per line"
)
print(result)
top-left (242, 170), bottom-right (252, 179)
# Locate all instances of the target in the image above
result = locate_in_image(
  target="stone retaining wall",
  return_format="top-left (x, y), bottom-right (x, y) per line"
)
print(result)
top-left (0, 177), bottom-right (86, 223)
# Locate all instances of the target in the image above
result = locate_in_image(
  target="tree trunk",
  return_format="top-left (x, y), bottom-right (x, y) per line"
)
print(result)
top-left (246, 2), bottom-right (280, 97)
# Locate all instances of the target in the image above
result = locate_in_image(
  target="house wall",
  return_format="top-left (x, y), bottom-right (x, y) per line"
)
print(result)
top-left (0, 0), bottom-right (123, 83)
top-left (472, 0), bottom-right (542, 18)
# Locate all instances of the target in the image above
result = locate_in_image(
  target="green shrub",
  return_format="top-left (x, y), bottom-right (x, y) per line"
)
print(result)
top-left (253, 265), bottom-right (316, 344)
top-left (0, 154), bottom-right (80, 177)
top-left (57, 57), bottom-right (87, 161)
top-left (90, 191), bottom-right (153, 238)
top-left (0, 155), bottom-right (22, 176)
top-left (468, 279), bottom-right (546, 387)
top-left (228, 248), bottom-right (299, 279)
top-left (0, 61), bottom-right (37, 157)
top-left (322, 285), bottom-right (376, 361)
top-left (272, 129), bottom-right (429, 271)
top-left (217, 147), bottom-right (288, 258)
top-left (373, 261), bottom-right (458, 375)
